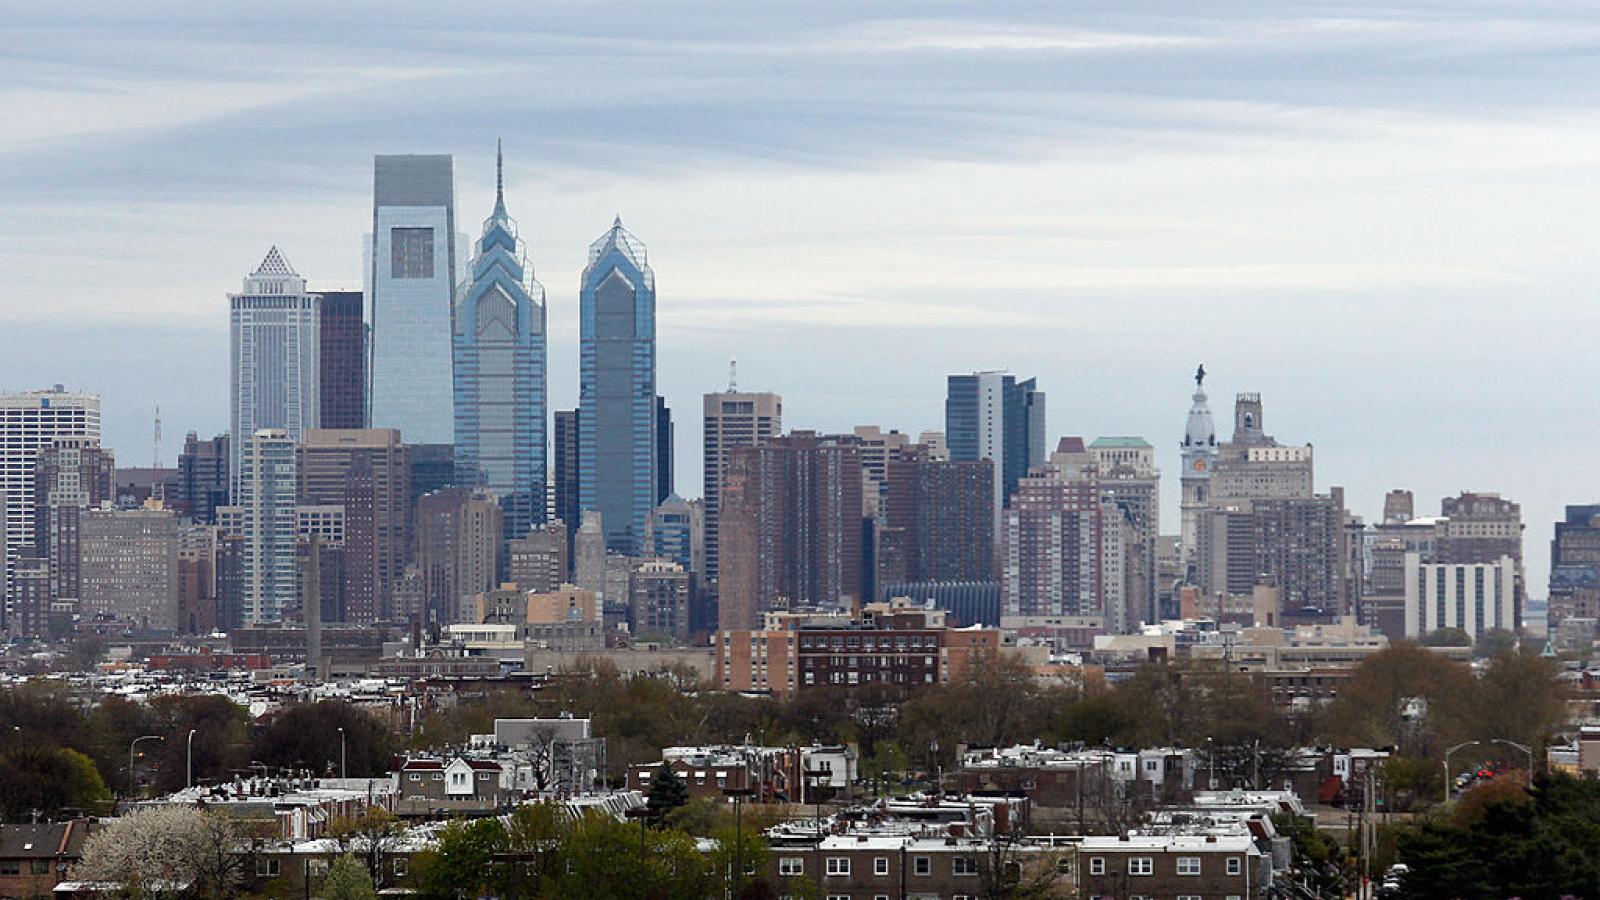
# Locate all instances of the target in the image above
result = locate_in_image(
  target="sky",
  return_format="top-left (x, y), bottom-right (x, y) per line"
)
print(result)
top-left (4, 1), bottom-right (1600, 599)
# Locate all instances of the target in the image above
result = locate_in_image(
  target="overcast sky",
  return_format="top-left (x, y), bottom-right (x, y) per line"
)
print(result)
top-left (4, 1), bottom-right (1598, 598)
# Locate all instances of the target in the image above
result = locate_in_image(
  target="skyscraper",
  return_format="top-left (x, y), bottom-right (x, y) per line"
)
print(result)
top-left (452, 147), bottom-right (547, 538)
top-left (1089, 437), bottom-right (1160, 628)
top-left (1000, 438), bottom-right (1110, 620)
top-left (175, 433), bottom-right (228, 524)
top-left (578, 217), bottom-right (658, 555)
top-left (297, 429), bottom-right (410, 623)
top-left (370, 154), bottom-right (456, 444)
top-left (878, 444), bottom-right (994, 589)
top-left (553, 409), bottom-right (581, 529)
top-left (229, 429), bottom-right (298, 624)
top-left (317, 290), bottom-right (366, 429)
top-left (79, 506), bottom-right (180, 630)
top-left (945, 371), bottom-right (1045, 530)
top-left (0, 388), bottom-right (99, 603)
top-left (414, 487), bottom-right (502, 624)
top-left (701, 387), bottom-right (782, 588)
top-left (33, 438), bottom-right (114, 601)
top-left (656, 396), bottom-right (674, 504)
top-left (230, 247), bottom-right (320, 493)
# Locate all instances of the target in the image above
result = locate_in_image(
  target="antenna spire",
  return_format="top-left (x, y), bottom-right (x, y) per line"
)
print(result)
top-left (728, 357), bottom-right (738, 392)
top-left (152, 405), bottom-right (164, 503)
top-left (493, 139), bottom-right (506, 216)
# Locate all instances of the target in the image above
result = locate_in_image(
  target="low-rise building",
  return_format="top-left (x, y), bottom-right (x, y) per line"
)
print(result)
top-left (395, 758), bottom-right (508, 816)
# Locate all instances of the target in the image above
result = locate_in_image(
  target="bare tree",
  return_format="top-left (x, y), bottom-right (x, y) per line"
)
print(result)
top-left (329, 807), bottom-right (406, 888)
top-left (974, 828), bottom-right (1075, 900)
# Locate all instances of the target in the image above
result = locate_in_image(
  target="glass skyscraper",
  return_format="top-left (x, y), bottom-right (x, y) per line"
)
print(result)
top-left (578, 217), bottom-right (657, 555)
top-left (229, 247), bottom-right (320, 495)
top-left (369, 154), bottom-right (456, 444)
top-left (453, 147), bottom-right (547, 539)
top-left (945, 371), bottom-right (1046, 529)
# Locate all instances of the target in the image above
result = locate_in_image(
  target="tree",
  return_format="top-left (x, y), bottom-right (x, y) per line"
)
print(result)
top-left (254, 701), bottom-right (397, 778)
top-left (415, 817), bottom-right (508, 900)
top-left (73, 806), bottom-right (245, 899)
top-left (0, 746), bottom-right (111, 821)
top-left (1422, 627), bottom-right (1472, 648)
top-left (1318, 642), bottom-right (1474, 756)
top-left (646, 762), bottom-right (689, 813)
top-left (1473, 627), bottom-right (1520, 659)
top-left (323, 854), bottom-right (378, 900)
top-left (144, 695), bottom-right (252, 792)
top-left (329, 807), bottom-right (405, 888)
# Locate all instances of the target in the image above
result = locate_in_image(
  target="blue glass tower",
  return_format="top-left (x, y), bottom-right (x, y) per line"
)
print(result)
top-left (578, 216), bottom-right (657, 555)
top-left (453, 145), bottom-right (547, 538)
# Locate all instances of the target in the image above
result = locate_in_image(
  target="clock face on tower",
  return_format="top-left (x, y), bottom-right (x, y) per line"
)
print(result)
top-left (1193, 459), bottom-right (1207, 472)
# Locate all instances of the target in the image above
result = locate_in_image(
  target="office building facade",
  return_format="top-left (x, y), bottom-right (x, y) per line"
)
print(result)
top-left (702, 389), bottom-right (782, 589)
top-left (33, 438), bottom-right (114, 601)
top-left (945, 371), bottom-right (1045, 530)
top-left (229, 247), bottom-right (320, 493)
top-left (175, 433), bottom-right (229, 524)
top-left (230, 429), bottom-right (299, 624)
top-left (316, 290), bottom-right (366, 429)
top-left (453, 149), bottom-right (547, 538)
top-left (79, 506), bottom-right (180, 630)
top-left (369, 154), bottom-right (457, 444)
top-left (1404, 553), bottom-right (1518, 639)
top-left (0, 388), bottom-right (100, 604)
top-left (297, 429), bottom-right (410, 623)
top-left (578, 218), bottom-right (658, 555)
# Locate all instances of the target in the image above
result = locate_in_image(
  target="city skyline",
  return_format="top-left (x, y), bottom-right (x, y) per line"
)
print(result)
top-left (5, 3), bottom-right (1600, 597)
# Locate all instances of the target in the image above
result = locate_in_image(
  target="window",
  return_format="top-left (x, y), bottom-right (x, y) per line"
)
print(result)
top-left (913, 855), bottom-right (931, 876)
top-left (1179, 895), bottom-right (1204, 900)
top-left (30, 860), bottom-right (51, 875)
top-left (1057, 858), bottom-right (1073, 874)
top-left (408, 772), bottom-right (422, 782)
top-left (780, 857), bottom-right (804, 876)
top-left (394, 858), bottom-right (409, 877)
top-left (0, 862), bottom-right (18, 876)
top-left (826, 895), bottom-right (851, 900)
top-left (874, 857), bottom-right (889, 875)
top-left (390, 227), bottom-right (434, 279)
top-left (826, 857), bottom-right (850, 876)
top-left (1177, 856), bottom-right (1202, 876)
top-left (1129, 857), bottom-right (1153, 876)
top-left (953, 857), bottom-right (979, 876)
top-left (1227, 857), bottom-right (1243, 876)
top-left (256, 858), bottom-right (280, 878)
top-left (1089, 857), bottom-right (1105, 875)
top-left (307, 859), bottom-right (330, 877)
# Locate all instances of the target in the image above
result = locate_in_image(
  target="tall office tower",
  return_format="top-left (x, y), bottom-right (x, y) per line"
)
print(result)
top-left (177, 525), bottom-right (220, 634)
top-left (229, 247), bottom-right (320, 494)
top-left (1210, 393), bottom-right (1313, 502)
top-left (317, 290), bottom-right (366, 429)
top-left (1089, 437), bottom-right (1161, 628)
top-left (1383, 489), bottom-right (1415, 525)
top-left (701, 388), bottom-right (781, 590)
top-left (0, 388), bottom-right (99, 603)
top-left (1550, 506), bottom-right (1600, 630)
top-left (1178, 367), bottom-right (1215, 569)
top-left (33, 438), bottom-right (115, 600)
top-left (879, 445), bottom-right (993, 592)
top-left (646, 494), bottom-right (703, 578)
top-left (175, 433), bottom-right (229, 523)
top-left (718, 431), bottom-right (864, 630)
top-left (370, 154), bottom-right (457, 443)
top-left (453, 148), bottom-right (547, 539)
top-left (578, 217), bottom-right (658, 555)
top-left (216, 534), bottom-right (247, 631)
top-left (414, 487), bottom-right (503, 624)
top-left (508, 521), bottom-right (568, 594)
top-left (1194, 494), bottom-right (1345, 610)
top-left (656, 397), bottom-right (673, 503)
top-left (945, 371), bottom-right (1046, 532)
top-left (1000, 438), bottom-right (1108, 620)
top-left (553, 409), bottom-right (581, 530)
top-left (405, 443), bottom-right (454, 505)
top-left (297, 429), bottom-right (410, 623)
top-left (10, 557), bottom-right (51, 639)
top-left (230, 429), bottom-right (298, 624)
top-left (79, 506), bottom-right (180, 630)
top-left (1437, 491), bottom-right (1525, 623)
top-left (629, 559), bottom-right (690, 641)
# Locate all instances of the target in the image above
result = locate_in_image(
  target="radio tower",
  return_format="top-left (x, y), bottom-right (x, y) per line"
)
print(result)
top-left (152, 405), bottom-right (163, 503)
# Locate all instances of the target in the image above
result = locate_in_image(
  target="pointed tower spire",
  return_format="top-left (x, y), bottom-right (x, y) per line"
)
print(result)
top-left (613, 214), bottom-right (623, 229)
top-left (493, 139), bottom-right (507, 217)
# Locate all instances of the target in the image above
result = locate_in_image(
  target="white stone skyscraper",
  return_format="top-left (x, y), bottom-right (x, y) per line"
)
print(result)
top-left (229, 246), bottom-right (320, 494)
top-left (369, 154), bottom-right (457, 444)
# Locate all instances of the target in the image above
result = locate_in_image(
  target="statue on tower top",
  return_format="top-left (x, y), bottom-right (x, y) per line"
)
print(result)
top-left (1195, 364), bottom-right (1206, 387)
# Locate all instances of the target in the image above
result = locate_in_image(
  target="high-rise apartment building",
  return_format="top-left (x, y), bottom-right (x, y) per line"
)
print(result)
top-left (878, 445), bottom-right (993, 591)
top-left (945, 372), bottom-right (1045, 531)
top-left (175, 433), bottom-right (229, 524)
top-left (297, 429), bottom-right (410, 623)
top-left (578, 218), bottom-right (658, 555)
top-left (0, 387), bottom-right (99, 603)
top-left (718, 432), bottom-right (864, 630)
top-left (1194, 493), bottom-right (1347, 611)
top-left (1436, 491), bottom-right (1524, 622)
top-left (79, 506), bottom-right (180, 630)
top-left (369, 154), bottom-right (456, 444)
top-left (228, 429), bottom-right (298, 624)
top-left (630, 559), bottom-right (690, 641)
top-left (1090, 437), bottom-right (1160, 628)
top-left (453, 148), bottom-right (547, 539)
top-left (1000, 439), bottom-right (1109, 620)
top-left (847, 426), bottom-right (913, 519)
top-left (229, 247), bottom-right (320, 494)
top-left (646, 493), bottom-right (703, 580)
top-left (1551, 505), bottom-right (1600, 630)
top-left (1209, 393), bottom-right (1313, 502)
top-left (33, 438), bottom-right (114, 601)
top-left (1403, 553), bottom-right (1518, 639)
top-left (177, 525), bottom-right (220, 635)
top-left (508, 521), bottom-right (568, 594)
top-left (701, 389), bottom-right (781, 589)
top-left (317, 290), bottom-right (366, 429)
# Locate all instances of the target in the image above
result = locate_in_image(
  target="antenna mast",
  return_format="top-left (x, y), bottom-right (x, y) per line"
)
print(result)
top-left (728, 357), bottom-right (738, 392)
top-left (152, 405), bottom-right (164, 503)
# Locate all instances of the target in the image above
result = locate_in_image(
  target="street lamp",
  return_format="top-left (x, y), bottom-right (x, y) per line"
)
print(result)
top-left (186, 729), bottom-right (197, 789)
top-left (129, 735), bottom-right (164, 799)
top-left (723, 787), bottom-right (757, 897)
top-left (337, 727), bottom-right (347, 779)
top-left (623, 806), bottom-right (661, 898)
top-left (805, 768), bottom-right (832, 899)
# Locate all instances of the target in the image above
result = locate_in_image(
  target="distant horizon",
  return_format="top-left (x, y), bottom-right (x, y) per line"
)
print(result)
top-left (6, 2), bottom-right (1599, 601)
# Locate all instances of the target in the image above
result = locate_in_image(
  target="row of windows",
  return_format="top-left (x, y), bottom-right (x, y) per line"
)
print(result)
top-left (783, 855), bottom-right (980, 877)
top-left (1086, 855), bottom-right (1242, 876)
